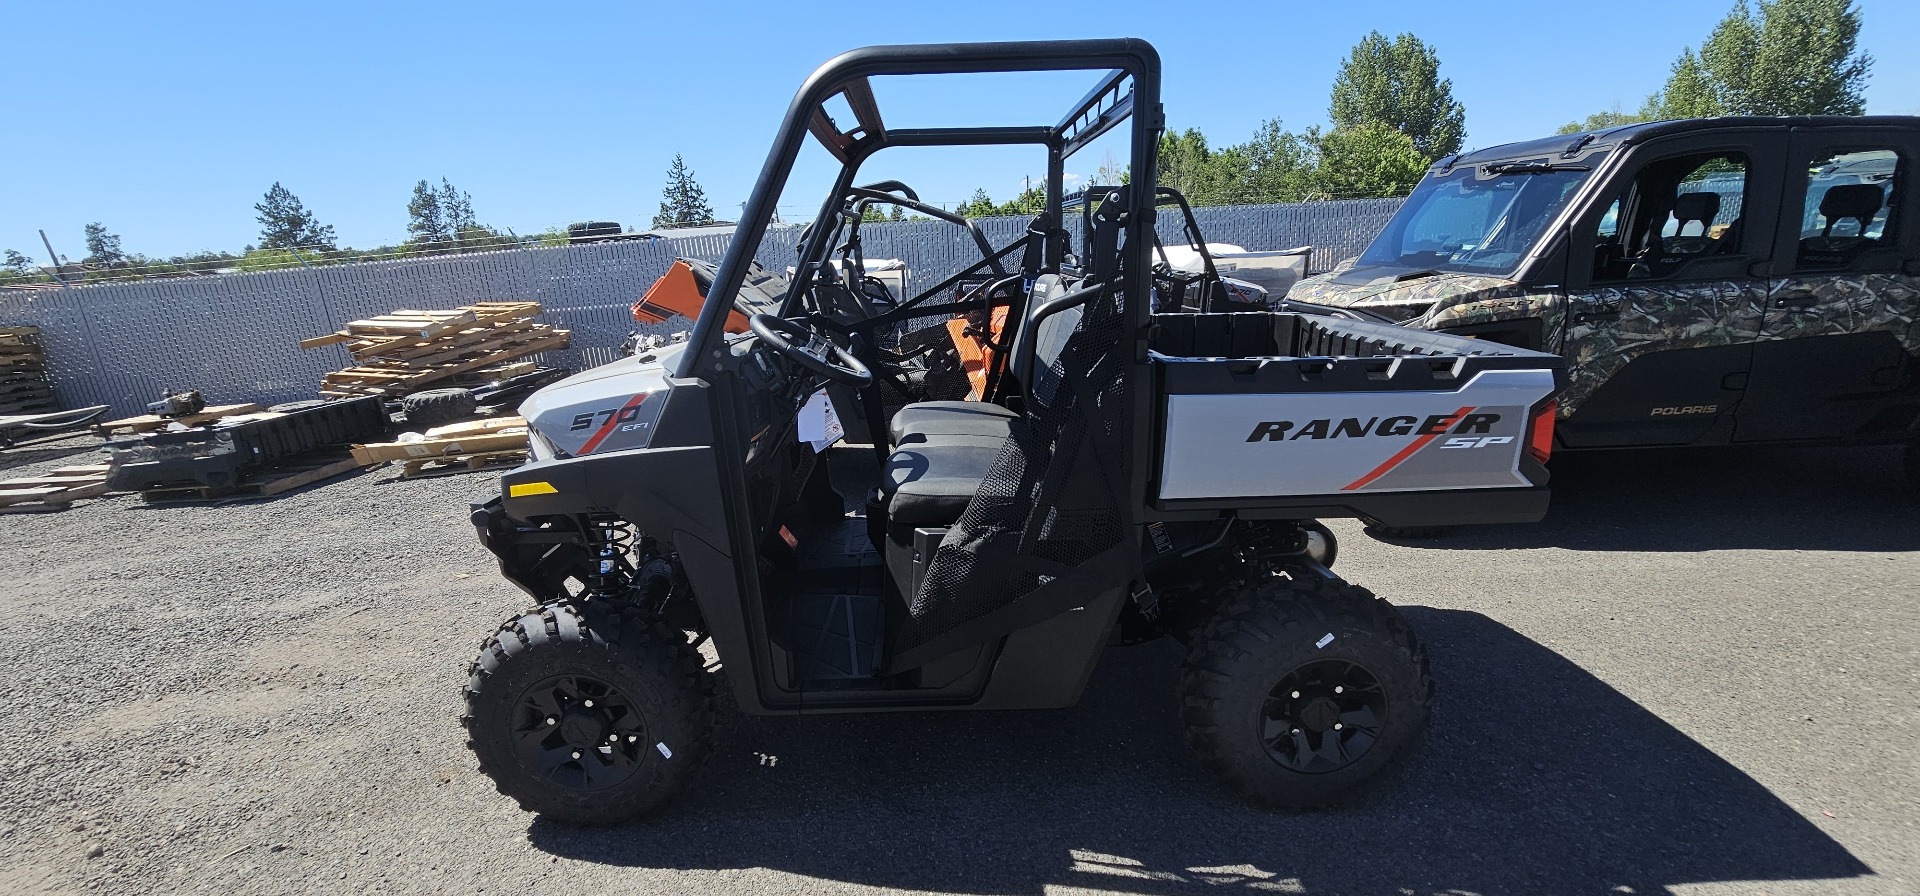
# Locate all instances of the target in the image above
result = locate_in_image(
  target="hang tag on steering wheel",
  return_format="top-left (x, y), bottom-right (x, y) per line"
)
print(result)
top-left (797, 390), bottom-right (844, 452)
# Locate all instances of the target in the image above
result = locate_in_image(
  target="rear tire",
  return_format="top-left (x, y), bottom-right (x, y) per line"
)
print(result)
top-left (401, 388), bottom-right (476, 429)
top-left (1180, 574), bottom-right (1430, 808)
top-left (464, 602), bottom-right (714, 825)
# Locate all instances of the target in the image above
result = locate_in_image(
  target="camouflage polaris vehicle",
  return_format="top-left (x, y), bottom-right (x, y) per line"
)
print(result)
top-left (1291, 117), bottom-right (1920, 489)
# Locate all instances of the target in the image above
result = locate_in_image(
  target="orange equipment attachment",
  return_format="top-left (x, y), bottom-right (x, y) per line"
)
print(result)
top-left (632, 260), bottom-right (750, 334)
top-left (945, 305), bottom-right (1011, 401)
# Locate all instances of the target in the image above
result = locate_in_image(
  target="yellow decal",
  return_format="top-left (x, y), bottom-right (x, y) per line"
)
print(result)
top-left (508, 481), bottom-right (558, 498)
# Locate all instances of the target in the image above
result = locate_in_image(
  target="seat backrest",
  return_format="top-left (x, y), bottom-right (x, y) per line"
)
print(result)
top-left (1004, 274), bottom-right (1065, 389)
top-left (1671, 191), bottom-right (1721, 237)
top-left (1818, 183), bottom-right (1884, 237)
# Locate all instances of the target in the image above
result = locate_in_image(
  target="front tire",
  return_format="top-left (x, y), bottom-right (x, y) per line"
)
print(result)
top-left (1179, 574), bottom-right (1430, 808)
top-left (464, 602), bottom-right (714, 825)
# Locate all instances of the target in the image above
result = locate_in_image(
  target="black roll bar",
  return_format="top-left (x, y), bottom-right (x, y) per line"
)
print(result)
top-left (680, 38), bottom-right (1163, 380)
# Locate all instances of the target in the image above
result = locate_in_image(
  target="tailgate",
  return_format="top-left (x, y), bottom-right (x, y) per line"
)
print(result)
top-left (1147, 312), bottom-right (1566, 526)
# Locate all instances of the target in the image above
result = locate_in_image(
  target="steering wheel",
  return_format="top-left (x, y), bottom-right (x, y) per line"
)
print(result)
top-left (748, 313), bottom-right (873, 388)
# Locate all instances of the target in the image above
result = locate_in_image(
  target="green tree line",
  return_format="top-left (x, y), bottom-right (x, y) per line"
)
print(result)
top-left (1558, 0), bottom-right (1870, 134)
top-left (2, 0), bottom-right (1874, 285)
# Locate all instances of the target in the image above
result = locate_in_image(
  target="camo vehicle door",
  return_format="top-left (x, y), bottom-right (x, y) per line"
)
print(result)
top-left (1556, 132), bottom-right (1784, 448)
top-left (1734, 126), bottom-right (1920, 442)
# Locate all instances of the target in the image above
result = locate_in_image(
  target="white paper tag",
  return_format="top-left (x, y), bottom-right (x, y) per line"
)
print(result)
top-left (1315, 633), bottom-right (1335, 649)
top-left (796, 391), bottom-right (844, 452)
top-left (655, 742), bottom-right (673, 759)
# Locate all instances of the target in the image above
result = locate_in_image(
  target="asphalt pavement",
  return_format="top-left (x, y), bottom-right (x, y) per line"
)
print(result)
top-left (0, 436), bottom-right (1913, 895)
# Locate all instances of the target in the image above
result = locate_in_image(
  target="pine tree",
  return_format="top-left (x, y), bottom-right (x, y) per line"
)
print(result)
top-left (653, 155), bottom-right (714, 228)
top-left (1646, 0), bottom-right (1872, 118)
top-left (439, 178), bottom-right (476, 234)
top-left (82, 223), bottom-right (125, 266)
top-left (407, 179), bottom-right (447, 245)
top-left (1329, 32), bottom-right (1467, 161)
top-left (254, 182), bottom-right (338, 251)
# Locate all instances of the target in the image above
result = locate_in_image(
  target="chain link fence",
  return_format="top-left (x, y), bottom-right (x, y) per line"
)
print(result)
top-left (0, 198), bottom-right (1401, 416)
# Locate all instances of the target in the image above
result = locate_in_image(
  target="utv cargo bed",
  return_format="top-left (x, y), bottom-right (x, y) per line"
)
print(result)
top-left (1148, 311), bottom-right (1565, 527)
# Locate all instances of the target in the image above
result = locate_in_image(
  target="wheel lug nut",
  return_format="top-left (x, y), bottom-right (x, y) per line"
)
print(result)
top-left (1334, 686), bottom-right (1344, 694)
top-left (570, 750), bottom-right (581, 759)
top-left (627, 735), bottom-right (638, 743)
top-left (1290, 691), bottom-right (1300, 699)
top-left (1333, 723), bottom-right (1343, 730)
top-left (584, 700), bottom-right (594, 708)
top-left (545, 717), bottom-right (556, 726)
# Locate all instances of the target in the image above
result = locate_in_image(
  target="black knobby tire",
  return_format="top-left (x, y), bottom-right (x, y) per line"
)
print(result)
top-left (402, 388), bottom-right (477, 429)
top-left (1180, 574), bottom-right (1431, 808)
top-left (464, 601), bottom-right (715, 825)
top-left (268, 399), bottom-right (328, 414)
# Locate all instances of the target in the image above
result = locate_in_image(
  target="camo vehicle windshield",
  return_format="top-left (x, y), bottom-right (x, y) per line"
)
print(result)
top-left (1357, 159), bottom-right (1600, 276)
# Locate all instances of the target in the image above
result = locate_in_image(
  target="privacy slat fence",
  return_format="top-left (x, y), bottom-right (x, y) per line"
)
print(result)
top-left (0, 198), bottom-right (1401, 416)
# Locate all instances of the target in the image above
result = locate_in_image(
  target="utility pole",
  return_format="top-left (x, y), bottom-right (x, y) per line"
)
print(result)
top-left (38, 229), bottom-right (67, 287)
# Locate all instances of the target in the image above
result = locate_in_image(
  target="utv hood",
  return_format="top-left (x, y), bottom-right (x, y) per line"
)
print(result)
top-left (1287, 262), bottom-right (1525, 326)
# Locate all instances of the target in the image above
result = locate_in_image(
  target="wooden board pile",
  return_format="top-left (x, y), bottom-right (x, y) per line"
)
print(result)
top-left (0, 464), bottom-right (113, 514)
top-left (351, 416), bottom-right (530, 479)
top-left (301, 302), bottom-right (569, 398)
top-left (0, 326), bottom-right (58, 416)
top-left (97, 403), bottom-right (265, 436)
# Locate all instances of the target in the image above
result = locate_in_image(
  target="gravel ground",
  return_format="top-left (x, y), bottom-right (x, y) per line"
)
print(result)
top-left (0, 433), bottom-right (1914, 896)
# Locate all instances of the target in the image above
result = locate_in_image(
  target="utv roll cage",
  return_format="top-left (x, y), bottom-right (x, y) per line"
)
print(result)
top-left (681, 38), bottom-right (1163, 371)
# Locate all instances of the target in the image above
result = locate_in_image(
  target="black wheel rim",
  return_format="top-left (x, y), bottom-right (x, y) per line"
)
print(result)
top-left (510, 674), bottom-right (648, 791)
top-left (1260, 660), bottom-right (1386, 774)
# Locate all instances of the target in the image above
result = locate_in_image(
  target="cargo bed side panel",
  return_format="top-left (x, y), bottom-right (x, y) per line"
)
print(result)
top-left (1159, 368), bottom-right (1555, 499)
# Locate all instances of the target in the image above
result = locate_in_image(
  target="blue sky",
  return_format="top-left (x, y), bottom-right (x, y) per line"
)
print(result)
top-left (4, 0), bottom-right (1916, 260)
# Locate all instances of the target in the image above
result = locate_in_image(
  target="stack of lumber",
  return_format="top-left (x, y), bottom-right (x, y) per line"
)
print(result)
top-left (0, 326), bottom-right (58, 416)
top-left (301, 302), bottom-right (569, 398)
top-left (0, 464), bottom-right (113, 514)
top-left (351, 416), bottom-right (529, 479)
top-left (97, 402), bottom-right (265, 436)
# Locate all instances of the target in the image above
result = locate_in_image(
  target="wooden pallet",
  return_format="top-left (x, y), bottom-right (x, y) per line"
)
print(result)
top-left (97, 403), bottom-right (265, 435)
top-left (400, 449), bottom-right (527, 479)
top-left (352, 417), bottom-right (529, 478)
top-left (0, 327), bottom-right (55, 417)
top-left (319, 331), bottom-right (570, 397)
top-left (350, 420), bottom-right (528, 466)
top-left (304, 302), bottom-right (564, 399)
top-left (137, 451), bottom-right (362, 504)
top-left (0, 465), bottom-right (114, 514)
top-left (301, 302), bottom-right (545, 354)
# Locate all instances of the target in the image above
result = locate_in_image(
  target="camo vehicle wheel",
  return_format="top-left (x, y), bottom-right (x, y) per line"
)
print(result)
top-left (1180, 574), bottom-right (1430, 808)
top-left (401, 388), bottom-right (476, 428)
top-left (464, 602), bottom-right (714, 825)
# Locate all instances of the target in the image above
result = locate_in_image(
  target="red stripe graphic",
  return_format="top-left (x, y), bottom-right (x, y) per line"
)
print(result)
top-left (578, 393), bottom-right (650, 455)
top-left (1341, 406), bottom-right (1473, 491)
